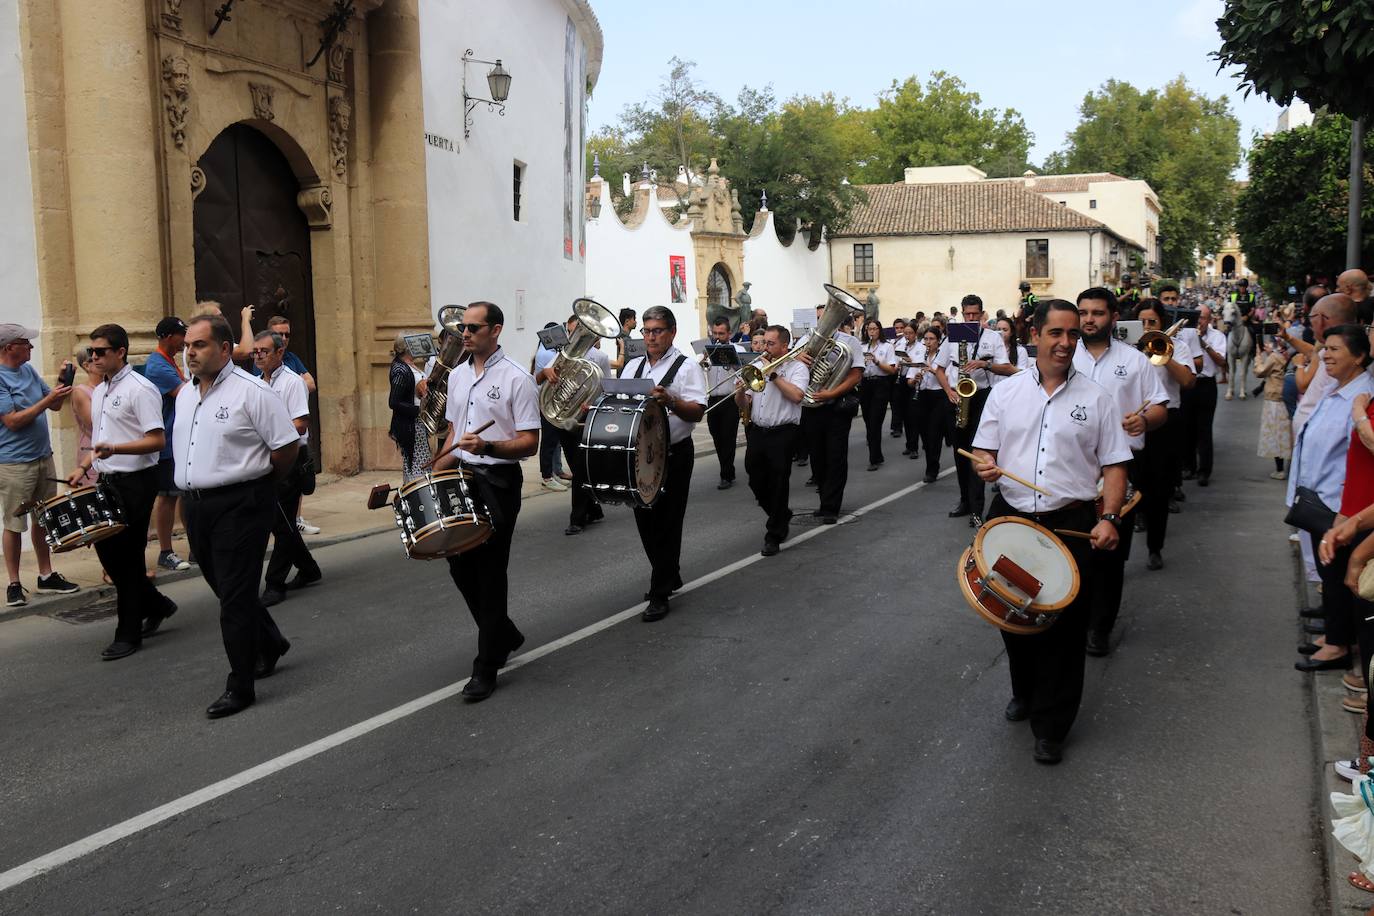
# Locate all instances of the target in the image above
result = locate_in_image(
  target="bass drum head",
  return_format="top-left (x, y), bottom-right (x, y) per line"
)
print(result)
top-left (957, 546), bottom-right (1051, 635)
top-left (633, 399), bottom-right (669, 506)
top-left (975, 517), bottom-right (1079, 612)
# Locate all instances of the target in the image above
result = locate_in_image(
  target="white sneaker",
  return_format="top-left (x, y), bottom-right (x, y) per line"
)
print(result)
top-left (296, 516), bottom-right (321, 535)
top-left (1270, 470), bottom-right (1288, 480)
top-left (542, 477), bottom-right (568, 492)
top-left (1335, 758), bottom-right (1373, 781)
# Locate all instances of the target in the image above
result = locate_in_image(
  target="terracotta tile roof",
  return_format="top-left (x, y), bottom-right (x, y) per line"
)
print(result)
top-left (834, 181), bottom-right (1109, 237)
top-left (1003, 173), bottom-right (1127, 194)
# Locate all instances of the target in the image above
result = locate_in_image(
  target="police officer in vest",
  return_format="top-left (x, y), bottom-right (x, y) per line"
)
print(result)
top-left (174, 315), bottom-right (300, 719)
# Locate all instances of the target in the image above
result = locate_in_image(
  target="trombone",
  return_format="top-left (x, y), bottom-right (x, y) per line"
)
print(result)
top-left (1137, 318), bottom-right (1187, 366)
top-left (701, 348), bottom-right (805, 416)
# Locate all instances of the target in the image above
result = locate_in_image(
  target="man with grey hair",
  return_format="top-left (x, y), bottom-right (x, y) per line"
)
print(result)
top-left (1337, 269), bottom-right (1372, 324)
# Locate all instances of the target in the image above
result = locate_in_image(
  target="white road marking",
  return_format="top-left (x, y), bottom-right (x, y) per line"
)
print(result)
top-left (0, 467), bottom-right (954, 893)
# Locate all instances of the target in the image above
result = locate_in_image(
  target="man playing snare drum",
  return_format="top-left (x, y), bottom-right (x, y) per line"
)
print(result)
top-left (969, 299), bottom-right (1132, 765)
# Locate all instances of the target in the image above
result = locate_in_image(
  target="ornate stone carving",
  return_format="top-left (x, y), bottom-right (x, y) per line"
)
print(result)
top-left (249, 82), bottom-right (274, 121)
top-left (327, 43), bottom-right (349, 85)
top-left (329, 96), bottom-right (351, 178)
top-left (190, 165), bottom-right (207, 200)
top-left (162, 0), bottom-right (183, 31)
top-left (297, 185), bottom-right (333, 230)
top-left (161, 55), bottom-right (189, 149)
top-left (730, 188), bottom-right (744, 234)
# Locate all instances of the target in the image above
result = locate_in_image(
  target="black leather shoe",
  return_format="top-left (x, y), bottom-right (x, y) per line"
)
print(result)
top-left (718, 478), bottom-right (733, 490)
top-left (1086, 632), bottom-right (1110, 657)
top-left (500, 632), bottom-right (526, 668)
top-left (564, 524), bottom-right (583, 536)
top-left (1005, 697), bottom-right (1029, 721)
top-left (1298, 642), bottom-right (1321, 655)
top-left (141, 598), bottom-right (178, 637)
top-left (795, 456), bottom-right (808, 466)
top-left (1146, 552), bottom-right (1163, 571)
top-left (642, 598), bottom-right (670, 622)
top-left (1033, 738), bottom-right (1063, 764)
top-left (867, 464), bottom-right (879, 471)
top-left (761, 539), bottom-right (780, 557)
top-left (1295, 654), bottom-right (1353, 672)
top-left (901, 448), bottom-right (912, 457)
top-left (949, 502), bottom-right (971, 518)
top-left (1173, 487), bottom-right (1186, 501)
top-left (923, 474), bottom-right (937, 484)
top-left (1167, 500), bottom-right (1181, 514)
top-left (462, 671), bottom-right (497, 701)
top-left (819, 514), bottom-right (838, 525)
top-left (1197, 475), bottom-right (1210, 487)
top-left (1304, 620), bottom-right (1325, 635)
top-left (206, 691), bottom-right (254, 718)
top-left (255, 639), bottom-right (291, 678)
top-left (889, 430), bottom-right (901, 438)
top-left (909, 452), bottom-right (920, 460)
top-left (101, 640), bottom-right (140, 661)
top-left (286, 569), bottom-right (322, 591)
top-left (261, 587), bottom-right (286, 608)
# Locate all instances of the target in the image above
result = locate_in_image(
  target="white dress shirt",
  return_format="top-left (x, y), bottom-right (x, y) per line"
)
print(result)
top-left (1195, 327), bottom-right (1227, 379)
top-left (904, 344), bottom-right (943, 391)
top-left (1151, 333), bottom-right (1197, 409)
top-left (745, 358), bottom-right (808, 427)
top-left (1071, 338), bottom-right (1170, 450)
top-left (443, 347), bottom-right (541, 466)
top-left (935, 326), bottom-right (1009, 391)
top-left (862, 340), bottom-right (896, 378)
top-left (991, 344), bottom-right (1030, 386)
top-left (172, 362), bottom-right (299, 490)
top-left (623, 344), bottom-right (708, 445)
top-left (90, 364), bottom-right (164, 474)
top-left (972, 366), bottom-right (1133, 513)
top-left (263, 365), bottom-right (311, 445)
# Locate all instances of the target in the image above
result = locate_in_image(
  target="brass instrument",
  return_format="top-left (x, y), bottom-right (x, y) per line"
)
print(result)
top-left (419, 305), bottom-right (469, 437)
top-left (537, 297), bottom-right (622, 430)
top-left (801, 284), bottom-right (866, 406)
top-left (1137, 318), bottom-right (1187, 366)
top-left (954, 341), bottom-right (978, 429)
top-left (702, 349), bottom-right (803, 417)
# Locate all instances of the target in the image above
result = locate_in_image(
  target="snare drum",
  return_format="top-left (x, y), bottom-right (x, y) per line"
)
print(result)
top-left (581, 393), bottom-right (669, 508)
top-left (392, 469), bottom-right (492, 559)
top-left (36, 484), bottom-right (126, 553)
top-left (956, 516), bottom-right (1080, 635)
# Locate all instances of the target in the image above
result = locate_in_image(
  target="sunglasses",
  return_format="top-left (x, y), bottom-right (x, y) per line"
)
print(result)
top-left (459, 323), bottom-right (490, 333)
top-left (86, 346), bottom-right (113, 358)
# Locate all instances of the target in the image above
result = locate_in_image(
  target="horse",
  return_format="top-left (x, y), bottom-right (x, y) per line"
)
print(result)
top-left (1225, 312), bottom-right (1253, 399)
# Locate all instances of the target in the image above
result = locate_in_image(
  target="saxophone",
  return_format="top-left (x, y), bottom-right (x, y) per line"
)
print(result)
top-left (954, 340), bottom-right (977, 429)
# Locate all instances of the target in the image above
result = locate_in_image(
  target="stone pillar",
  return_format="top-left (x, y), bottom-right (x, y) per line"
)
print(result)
top-left (364, 0), bottom-right (431, 467)
top-left (58, 1), bottom-right (164, 335)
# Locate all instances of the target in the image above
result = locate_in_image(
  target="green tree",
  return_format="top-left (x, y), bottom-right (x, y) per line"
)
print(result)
top-left (1214, 0), bottom-right (1374, 119)
top-left (1235, 114), bottom-right (1374, 289)
top-left (856, 72), bottom-right (1033, 183)
top-left (1047, 77), bottom-right (1241, 277)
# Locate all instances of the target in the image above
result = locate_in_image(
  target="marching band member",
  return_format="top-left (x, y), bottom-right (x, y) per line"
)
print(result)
top-left (65, 324), bottom-right (178, 660)
top-left (859, 318), bottom-right (897, 471)
top-left (738, 325), bottom-right (809, 556)
top-left (174, 315), bottom-right (299, 718)
top-left (1073, 289), bottom-right (1169, 656)
top-left (993, 317), bottom-right (1028, 380)
top-left (537, 312), bottom-right (609, 536)
top-left (621, 306), bottom-right (706, 622)
top-left (433, 302), bottom-right (540, 701)
top-left (893, 322), bottom-right (919, 456)
top-left (1135, 300), bottom-right (1196, 569)
top-left (905, 326), bottom-right (948, 483)
top-left (1188, 304), bottom-right (1227, 486)
top-left (799, 305), bottom-right (863, 525)
top-left (703, 316), bottom-right (746, 490)
top-left (971, 299), bottom-right (1132, 764)
top-left (934, 294), bottom-right (1013, 527)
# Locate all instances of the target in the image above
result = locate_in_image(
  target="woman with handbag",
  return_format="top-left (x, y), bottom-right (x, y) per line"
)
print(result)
top-left (1290, 325), bottom-right (1374, 672)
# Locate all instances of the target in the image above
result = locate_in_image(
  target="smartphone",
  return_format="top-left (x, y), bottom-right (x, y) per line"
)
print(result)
top-left (58, 363), bottom-right (75, 387)
top-left (1262, 322), bottom-right (1280, 336)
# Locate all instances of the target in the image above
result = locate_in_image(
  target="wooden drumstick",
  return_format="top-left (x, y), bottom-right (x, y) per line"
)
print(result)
top-left (1053, 528), bottom-right (1094, 540)
top-left (956, 449), bottom-right (1053, 498)
top-left (425, 419), bottom-right (496, 470)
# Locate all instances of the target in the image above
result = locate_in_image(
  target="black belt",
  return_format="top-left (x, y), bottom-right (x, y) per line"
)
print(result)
top-left (752, 421), bottom-right (798, 430)
top-left (182, 474), bottom-right (272, 501)
top-left (1196, 375), bottom-right (1218, 383)
top-left (98, 466), bottom-right (157, 482)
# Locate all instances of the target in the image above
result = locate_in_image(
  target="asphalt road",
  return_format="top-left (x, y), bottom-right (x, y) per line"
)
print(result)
top-left (0, 396), bottom-right (1325, 915)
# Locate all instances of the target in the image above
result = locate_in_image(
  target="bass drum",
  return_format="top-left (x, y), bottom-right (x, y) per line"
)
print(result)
top-left (392, 469), bottom-right (492, 559)
top-left (581, 393), bottom-right (669, 508)
top-left (956, 516), bottom-right (1079, 635)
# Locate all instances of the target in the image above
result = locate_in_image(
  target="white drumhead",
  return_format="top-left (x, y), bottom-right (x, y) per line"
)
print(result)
top-left (979, 520), bottom-right (1076, 607)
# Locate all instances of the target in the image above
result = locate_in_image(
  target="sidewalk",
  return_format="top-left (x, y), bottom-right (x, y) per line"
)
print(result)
top-left (2, 423), bottom-right (733, 623)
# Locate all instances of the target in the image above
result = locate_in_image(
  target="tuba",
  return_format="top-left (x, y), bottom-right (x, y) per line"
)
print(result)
top-left (1137, 318), bottom-right (1186, 366)
top-left (419, 305), bottom-right (469, 437)
top-left (801, 284), bottom-right (867, 406)
top-left (538, 297), bottom-right (622, 430)
top-left (954, 340), bottom-right (978, 429)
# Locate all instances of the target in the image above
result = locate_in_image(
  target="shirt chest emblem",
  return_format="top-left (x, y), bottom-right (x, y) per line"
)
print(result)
top-left (215, 406), bottom-right (230, 422)
top-left (486, 385), bottom-right (501, 401)
top-left (110, 394), bottom-right (123, 408)
top-left (1070, 404), bottom-right (1089, 426)
top-left (1114, 364), bottom-right (1128, 378)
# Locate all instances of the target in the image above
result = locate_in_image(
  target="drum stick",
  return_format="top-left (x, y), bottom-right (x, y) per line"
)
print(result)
top-left (425, 419), bottom-right (496, 470)
top-left (1053, 528), bottom-right (1094, 541)
top-left (955, 449), bottom-right (1053, 498)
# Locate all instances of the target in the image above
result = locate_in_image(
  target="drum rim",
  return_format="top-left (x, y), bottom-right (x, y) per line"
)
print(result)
top-left (51, 521), bottom-right (126, 552)
top-left (970, 516), bottom-right (1080, 613)
top-left (39, 486), bottom-right (100, 510)
top-left (957, 546), bottom-right (1050, 635)
top-left (581, 393), bottom-right (669, 509)
top-left (406, 517), bottom-right (494, 558)
top-left (397, 468), bottom-right (474, 497)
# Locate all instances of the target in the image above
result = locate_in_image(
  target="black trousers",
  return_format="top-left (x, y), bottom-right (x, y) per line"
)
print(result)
top-left (94, 467), bottom-right (173, 644)
top-left (706, 396), bottom-right (740, 481)
top-left (889, 379), bottom-right (910, 435)
top-left (1087, 457), bottom-right (1137, 640)
top-left (909, 389), bottom-right (947, 479)
top-left (1138, 416), bottom-right (1175, 554)
top-left (953, 388), bottom-right (991, 514)
top-left (745, 423), bottom-right (798, 542)
top-left (859, 376), bottom-right (892, 465)
top-left (1311, 531), bottom-right (1360, 649)
top-left (991, 495), bottom-right (1096, 743)
top-left (264, 455), bottom-right (319, 589)
top-left (557, 425), bottom-right (602, 527)
top-left (803, 403), bottom-right (855, 516)
top-left (1190, 377), bottom-right (1218, 476)
top-left (447, 464), bottom-right (523, 677)
top-left (634, 441), bottom-right (694, 601)
top-left (184, 476), bottom-right (284, 697)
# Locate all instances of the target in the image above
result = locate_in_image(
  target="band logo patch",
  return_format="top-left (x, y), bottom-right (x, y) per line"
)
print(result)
top-left (487, 385), bottom-right (501, 400)
top-left (1114, 365), bottom-right (1127, 378)
top-left (1069, 404), bottom-right (1088, 425)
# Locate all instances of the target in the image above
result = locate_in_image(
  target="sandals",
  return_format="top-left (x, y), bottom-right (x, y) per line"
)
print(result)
top-left (1350, 871), bottom-right (1374, 893)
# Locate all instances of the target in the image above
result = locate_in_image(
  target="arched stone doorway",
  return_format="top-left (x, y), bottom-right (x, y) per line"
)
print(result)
top-left (193, 123), bottom-right (320, 462)
top-left (706, 262), bottom-right (733, 323)
top-left (1221, 254), bottom-right (1236, 278)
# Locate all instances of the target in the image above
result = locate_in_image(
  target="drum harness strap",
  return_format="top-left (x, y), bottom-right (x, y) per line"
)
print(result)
top-left (632, 353), bottom-right (687, 388)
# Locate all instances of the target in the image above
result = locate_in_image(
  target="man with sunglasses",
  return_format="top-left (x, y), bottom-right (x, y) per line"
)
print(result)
top-left (432, 302), bottom-right (540, 702)
top-left (620, 305), bottom-right (707, 622)
top-left (0, 323), bottom-right (81, 607)
top-left (65, 324), bottom-right (179, 659)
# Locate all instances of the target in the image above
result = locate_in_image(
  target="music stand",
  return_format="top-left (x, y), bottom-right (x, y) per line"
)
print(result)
top-left (705, 344), bottom-right (743, 367)
top-left (536, 325), bottom-right (570, 350)
top-left (946, 322), bottom-right (982, 344)
top-left (402, 333), bottom-right (437, 360)
top-left (623, 339), bottom-right (647, 361)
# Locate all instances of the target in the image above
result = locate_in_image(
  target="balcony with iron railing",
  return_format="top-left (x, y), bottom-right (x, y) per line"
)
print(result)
top-left (1019, 258), bottom-right (1054, 282)
top-left (845, 263), bottom-right (880, 284)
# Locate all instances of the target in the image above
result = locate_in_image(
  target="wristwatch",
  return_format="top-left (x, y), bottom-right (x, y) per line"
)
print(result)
top-left (1100, 513), bottom-right (1122, 528)
top-left (481, 440), bottom-right (495, 457)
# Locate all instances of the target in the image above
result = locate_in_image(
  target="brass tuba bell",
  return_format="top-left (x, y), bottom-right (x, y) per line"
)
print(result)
top-left (537, 297), bottom-right (622, 430)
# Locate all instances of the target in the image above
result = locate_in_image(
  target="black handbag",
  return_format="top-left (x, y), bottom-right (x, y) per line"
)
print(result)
top-left (1284, 485), bottom-right (1337, 536)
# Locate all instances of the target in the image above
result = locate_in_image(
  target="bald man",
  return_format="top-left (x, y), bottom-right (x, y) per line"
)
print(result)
top-left (1291, 293), bottom-right (1359, 437)
top-left (1337, 270), bottom-right (1372, 325)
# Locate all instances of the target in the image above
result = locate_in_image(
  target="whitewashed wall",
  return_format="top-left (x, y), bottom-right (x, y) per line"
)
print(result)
top-left (0, 0), bottom-right (44, 370)
top-left (741, 210), bottom-right (832, 322)
top-left (419, 0), bottom-right (600, 366)
top-left (584, 179), bottom-right (700, 333)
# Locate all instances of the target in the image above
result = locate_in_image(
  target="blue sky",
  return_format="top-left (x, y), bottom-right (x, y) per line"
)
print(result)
top-left (585, 0), bottom-right (1283, 172)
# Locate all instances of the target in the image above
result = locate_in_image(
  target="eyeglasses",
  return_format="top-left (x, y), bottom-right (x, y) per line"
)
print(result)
top-left (6, 340), bottom-right (33, 349)
top-left (641, 326), bottom-right (671, 336)
top-left (459, 322), bottom-right (490, 333)
top-left (86, 346), bottom-right (111, 358)
top-left (271, 330), bottom-right (290, 339)
top-left (249, 348), bottom-right (275, 357)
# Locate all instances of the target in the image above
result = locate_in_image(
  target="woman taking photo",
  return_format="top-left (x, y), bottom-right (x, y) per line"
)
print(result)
top-left (859, 317), bottom-right (897, 471)
top-left (388, 334), bottom-right (431, 482)
top-left (905, 326), bottom-right (947, 483)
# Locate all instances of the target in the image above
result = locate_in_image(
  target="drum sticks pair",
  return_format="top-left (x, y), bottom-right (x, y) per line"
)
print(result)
top-left (365, 419), bottom-right (496, 511)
